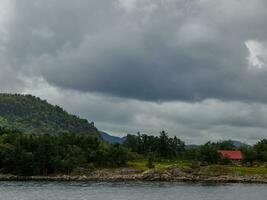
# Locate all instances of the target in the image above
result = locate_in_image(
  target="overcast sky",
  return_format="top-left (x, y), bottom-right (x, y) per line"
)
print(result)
top-left (1, 0), bottom-right (267, 144)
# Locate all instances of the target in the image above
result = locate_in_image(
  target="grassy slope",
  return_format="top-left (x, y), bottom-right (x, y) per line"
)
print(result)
top-left (128, 160), bottom-right (190, 170)
top-left (128, 159), bottom-right (267, 176)
top-left (227, 166), bottom-right (267, 175)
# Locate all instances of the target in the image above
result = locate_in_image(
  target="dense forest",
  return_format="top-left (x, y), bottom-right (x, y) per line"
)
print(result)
top-left (0, 94), bottom-right (99, 137)
top-left (0, 127), bottom-right (128, 175)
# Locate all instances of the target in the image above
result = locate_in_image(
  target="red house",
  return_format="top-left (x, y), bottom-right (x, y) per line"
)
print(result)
top-left (219, 150), bottom-right (243, 161)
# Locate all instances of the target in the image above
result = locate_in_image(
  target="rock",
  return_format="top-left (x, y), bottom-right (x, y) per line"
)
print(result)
top-left (2, 167), bottom-right (267, 184)
top-left (181, 167), bottom-right (194, 174)
top-left (115, 168), bottom-right (144, 175)
top-left (166, 166), bottom-right (187, 177)
top-left (142, 170), bottom-right (160, 181)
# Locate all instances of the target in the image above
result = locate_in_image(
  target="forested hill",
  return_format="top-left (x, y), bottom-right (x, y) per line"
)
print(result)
top-left (0, 93), bottom-right (99, 137)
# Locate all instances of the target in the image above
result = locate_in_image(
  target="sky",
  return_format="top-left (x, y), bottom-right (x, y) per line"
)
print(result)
top-left (1, 0), bottom-right (267, 144)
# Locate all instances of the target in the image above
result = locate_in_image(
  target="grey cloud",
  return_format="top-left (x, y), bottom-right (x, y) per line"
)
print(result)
top-left (0, 66), bottom-right (24, 92)
top-left (4, 0), bottom-right (267, 102)
top-left (2, 0), bottom-right (267, 143)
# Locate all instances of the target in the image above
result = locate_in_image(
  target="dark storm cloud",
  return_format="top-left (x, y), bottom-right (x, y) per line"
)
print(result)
top-left (2, 0), bottom-right (267, 144)
top-left (4, 0), bottom-right (267, 102)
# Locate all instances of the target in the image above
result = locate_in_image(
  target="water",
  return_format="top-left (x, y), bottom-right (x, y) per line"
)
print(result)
top-left (0, 181), bottom-right (266, 200)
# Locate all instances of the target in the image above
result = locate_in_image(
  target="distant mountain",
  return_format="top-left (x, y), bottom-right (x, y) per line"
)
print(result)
top-left (230, 140), bottom-right (250, 148)
top-left (0, 93), bottom-right (99, 137)
top-left (100, 131), bottom-right (126, 144)
top-left (185, 144), bottom-right (200, 149)
top-left (186, 140), bottom-right (250, 149)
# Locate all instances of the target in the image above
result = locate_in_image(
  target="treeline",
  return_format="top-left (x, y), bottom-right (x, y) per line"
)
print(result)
top-left (123, 131), bottom-right (185, 158)
top-left (123, 133), bottom-right (236, 164)
top-left (123, 132), bottom-right (267, 165)
top-left (0, 127), bottom-right (128, 175)
top-left (2, 127), bottom-right (267, 176)
top-left (183, 140), bottom-right (267, 165)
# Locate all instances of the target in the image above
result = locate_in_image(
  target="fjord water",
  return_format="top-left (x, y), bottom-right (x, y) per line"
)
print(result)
top-left (0, 182), bottom-right (266, 200)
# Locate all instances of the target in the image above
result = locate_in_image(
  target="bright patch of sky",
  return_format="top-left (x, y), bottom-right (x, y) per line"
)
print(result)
top-left (117, 0), bottom-right (139, 12)
top-left (246, 40), bottom-right (266, 69)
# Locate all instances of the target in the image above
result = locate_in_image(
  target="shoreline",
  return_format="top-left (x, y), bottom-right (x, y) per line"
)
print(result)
top-left (1, 167), bottom-right (267, 184)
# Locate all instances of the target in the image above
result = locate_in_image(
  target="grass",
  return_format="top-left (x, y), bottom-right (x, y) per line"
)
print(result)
top-left (128, 159), bottom-right (190, 170)
top-left (128, 159), bottom-right (267, 176)
top-left (227, 165), bottom-right (267, 176)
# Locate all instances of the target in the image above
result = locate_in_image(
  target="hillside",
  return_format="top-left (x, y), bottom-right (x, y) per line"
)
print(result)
top-left (0, 93), bottom-right (99, 137)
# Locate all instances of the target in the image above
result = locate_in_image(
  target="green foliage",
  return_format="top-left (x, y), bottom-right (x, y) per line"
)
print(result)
top-left (146, 154), bottom-right (155, 169)
top-left (0, 93), bottom-right (99, 137)
top-left (108, 144), bottom-right (129, 166)
top-left (183, 143), bottom-right (220, 164)
top-left (123, 131), bottom-right (185, 158)
top-left (0, 128), bottom-right (129, 175)
top-left (219, 157), bottom-right (232, 165)
top-left (240, 147), bottom-right (257, 163)
top-left (254, 139), bottom-right (267, 161)
top-left (198, 142), bottom-right (220, 164)
top-left (214, 140), bottom-right (236, 150)
top-left (183, 148), bottom-right (199, 161)
top-left (234, 140), bottom-right (267, 164)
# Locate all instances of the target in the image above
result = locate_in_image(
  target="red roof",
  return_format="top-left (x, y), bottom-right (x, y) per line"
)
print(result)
top-left (219, 150), bottom-right (243, 160)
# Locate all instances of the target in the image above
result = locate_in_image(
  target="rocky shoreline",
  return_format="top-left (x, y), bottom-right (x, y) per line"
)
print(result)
top-left (1, 166), bottom-right (267, 184)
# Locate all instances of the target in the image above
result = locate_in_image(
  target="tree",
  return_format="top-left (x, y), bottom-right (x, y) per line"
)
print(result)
top-left (241, 147), bottom-right (257, 163)
top-left (146, 154), bottom-right (155, 169)
top-left (215, 140), bottom-right (236, 150)
top-left (198, 142), bottom-right (220, 164)
top-left (108, 144), bottom-right (128, 166)
top-left (124, 134), bottom-right (139, 152)
top-left (158, 131), bottom-right (170, 157)
top-left (254, 139), bottom-right (267, 161)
